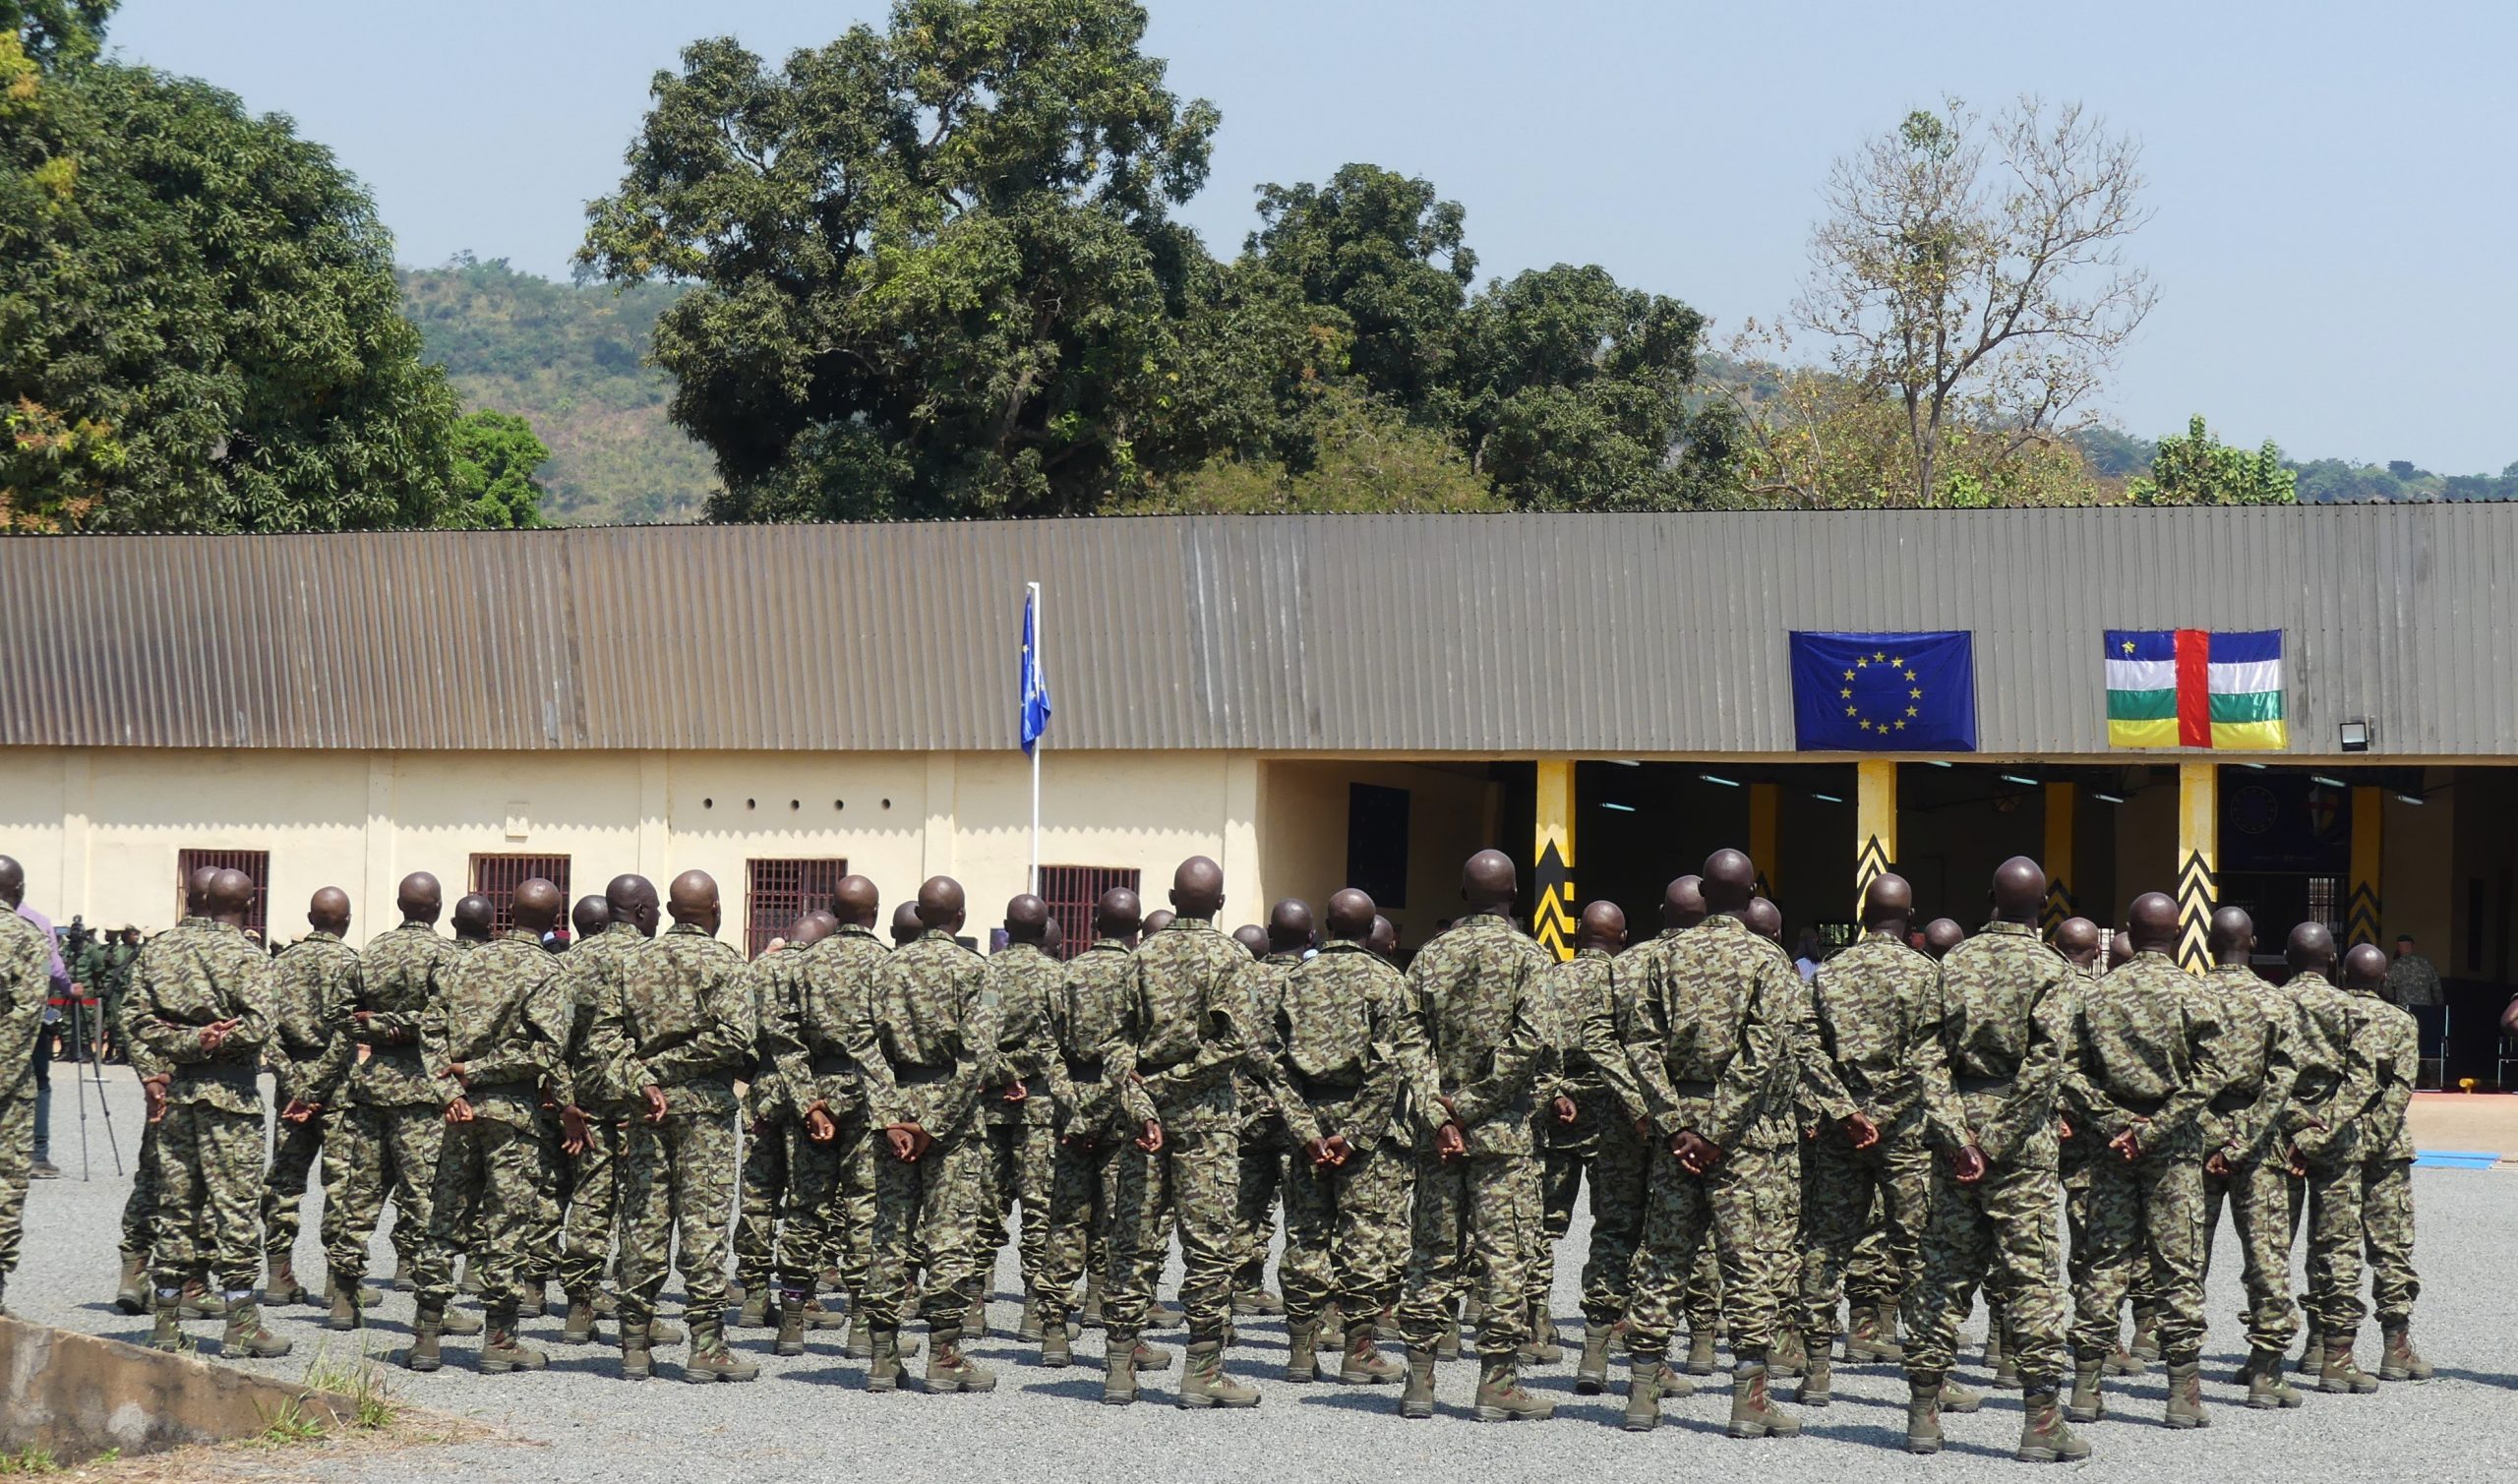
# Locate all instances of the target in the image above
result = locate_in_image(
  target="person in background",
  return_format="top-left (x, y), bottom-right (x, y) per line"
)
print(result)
top-left (2381, 935), bottom-right (2440, 1010)
top-left (15, 891), bottom-right (71, 1181)
top-left (1792, 929), bottom-right (1825, 983)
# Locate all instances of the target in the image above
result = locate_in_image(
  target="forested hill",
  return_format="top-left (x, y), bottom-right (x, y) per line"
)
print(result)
top-left (398, 258), bottom-right (715, 524)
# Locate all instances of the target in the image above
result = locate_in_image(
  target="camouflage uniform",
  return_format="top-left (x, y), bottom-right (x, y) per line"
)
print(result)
top-left (772, 922), bottom-right (891, 1303)
top-left (2354, 988), bottom-right (2422, 1332)
top-left (595, 921), bottom-right (755, 1332)
top-left (1233, 949), bottom-right (1302, 1300)
top-left (1549, 944), bottom-right (1652, 1327)
top-left (2200, 960), bottom-right (2322, 1354)
top-left (1904, 920), bottom-right (2077, 1390)
top-left (117, 920), bottom-right (207, 1267)
top-left (557, 924), bottom-right (643, 1308)
top-left (1389, 913), bottom-right (1556, 1359)
top-left (259, 930), bottom-right (359, 1268)
top-left (862, 928), bottom-right (998, 1334)
top-left (0, 909), bottom-right (50, 1299)
top-left (980, 939), bottom-right (1063, 1302)
top-left (1616, 913), bottom-right (1787, 1362)
top-left (131, 920), bottom-right (275, 1297)
top-left (1770, 962), bottom-right (1857, 1328)
top-left (330, 921), bottom-right (463, 1288)
top-left (2284, 967), bottom-right (2379, 1336)
top-left (1107, 917), bottom-right (1263, 1349)
top-left (1272, 941), bottom-right (1410, 1331)
top-left (1798, 930), bottom-right (1938, 1344)
top-left (735, 941), bottom-right (813, 1300)
top-left (416, 930), bottom-right (575, 1322)
top-left (1039, 935), bottom-right (1141, 1335)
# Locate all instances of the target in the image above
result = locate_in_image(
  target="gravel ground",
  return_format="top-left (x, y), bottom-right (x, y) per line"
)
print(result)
top-left (14, 1072), bottom-right (2515, 1483)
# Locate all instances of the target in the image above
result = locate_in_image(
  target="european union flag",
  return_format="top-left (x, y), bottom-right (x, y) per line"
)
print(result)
top-left (1788, 630), bottom-right (1977, 751)
top-left (1019, 587), bottom-right (1052, 755)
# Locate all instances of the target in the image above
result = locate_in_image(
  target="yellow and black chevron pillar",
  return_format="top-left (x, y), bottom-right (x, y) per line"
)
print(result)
top-left (2348, 785), bottom-right (2382, 947)
top-left (1749, 782), bottom-right (1779, 900)
top-left (1855, 758), bottom-right (1895, 913)
top-left (2043, 782), bottom-right (2077, 933)
top-left (1533, 756), bottom-right (1577, 961)
top-left (2176, 761), bottom-right (2218, 972)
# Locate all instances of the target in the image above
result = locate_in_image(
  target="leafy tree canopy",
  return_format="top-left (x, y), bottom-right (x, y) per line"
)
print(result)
top-left (3, 0), bottom-right (113, 68)
top-left (1245, 163), bottom-right (1472, 416)
top-left (2128, 415), bottom-right (2296, 506)
top-left (447, 408), bottom-right (551, 529)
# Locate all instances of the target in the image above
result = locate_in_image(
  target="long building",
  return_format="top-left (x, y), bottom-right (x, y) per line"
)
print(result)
top-left (2, 504), bottom-right (2508, 1075)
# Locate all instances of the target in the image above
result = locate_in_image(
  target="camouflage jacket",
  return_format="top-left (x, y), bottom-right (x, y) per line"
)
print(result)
top-left (745, 942), bottom-right (816, 1124)
top-left (1272, 940), bottom-right (1406, 1150)
top-left (1809, 930), bottom-right (1941, 1136)
top-left (1598, 928), bottom-right (1687, 1126)
top-left (119, 919), bottom-right (210, 1083)
top-left (1392, 912), bottom-right (1556, 1155)
top-left (1237, 950), bottom-right (1303, 1132)
top-left (130, 920), bottom-right (274, 1113)
top-left (2382, 952), bottom-right (2442, 1008)
top-left (2283, 969), bottom-right (2377, 1165)
top-left (75, 938), bottom-right (135, 997)
top-left (1547, 948), bottom-right (1615, 1100)
top-left (1111, 918), bottom-right (1265, 1136)
top-left (423, 930), bottom-right (575, 1125)
top-left (2201, 962), bottom-right (2319, 1166)
top-left (563, 927), bottom-right (645, 1117)
top-left (594, 921), bottom-right (754, 1116)
top-left (790, 924), bottom-right (892, 1119)
top-left (0, 909), bottom-right (49, 1101)
top-left (1049, 936), bottom-right (1136, 1140)
top-left (1915, 920), bottom-right (2077, 1168)
top-left (1772, 961), bottom-right (1858, 1136)
top-left (268, 930), bottom-right (359, 1109)
top-left (2061, 949), bottom-right (2227, 1157)
top-left (2357, 987), bottom-right (2421, 1162)
top-left (1616, 913), bottom-right (1785, 1153)
top-left (350, 921), bottom-right (463, 1107)
top-left (869, 929), bottom-right (999, 1138)
top-left (984, 940), bottom-right (1062, 1128)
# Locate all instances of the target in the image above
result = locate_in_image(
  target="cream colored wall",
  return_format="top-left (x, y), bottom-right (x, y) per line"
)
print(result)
top-left (1256, 759), bottom-right (1497, 945)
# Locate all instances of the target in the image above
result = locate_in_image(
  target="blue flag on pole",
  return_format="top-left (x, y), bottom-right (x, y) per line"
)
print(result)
top-left (1020, 588), bottom-right (1052, 754)
top-left (1788, 630), bottom-right (1977, 751)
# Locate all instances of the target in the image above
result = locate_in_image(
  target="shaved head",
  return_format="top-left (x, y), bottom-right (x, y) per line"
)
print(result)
top-left (1860, 872), bottom-right (1913, 932)
top-left (1170, 857), bottom-right (1225, 919)
top-left (1744, 896), bottom-right (1783, 944)
top-left (2055, 916), bottom-right (2101, 968)
top-left (1462, 851), bottom-right (1517, 910)
top-left (185, 865), bottom-right (219, 917)
top-left (2286, 920), bottom-right (2337, 977)
top-left (208, 868), bottom-right (255, 923)
top-left (451, 893), bottom-right (495, 940)
top-left (1325, 888), bottom-right (1376, 941)
top-left (396, 870), bottom-right (443, 923)
top-left (307, 886), bottom-right (351, 936)
top-left (1578, 899), bottom-right (1627, 954)
top-left (1042, 917), bottom-right (1064, 953)
top-left (1366, 915), bottom-right (1398, 959)
top-left (1991, 858), bottom-right (2047, 922)
top-left (830, 874), bottom-right (879, 928)
top-left (1141, 908), bottom-right (1175, 938)
top-left (916, 876), bottom-right (966, 934)
top-left (1662, 875), bottom-right (1706, 932)
top-left (1004, 893), bottom-right (1049, 944)
top-left (1230, 924), bottom-right (1268, 958)
top-left (1702, 850), bottom-right (1756, 915)
top-left (511, 878), bottom-right (563, 933)
top-left (1094, 887), bottom-right (1142, 942)
top-left (1923, 919), bottom-right (1965, 960)
top-left (1267, 898), bottom-right (1314, 953)
top-left (2127, 892), bottom-right (2179, 954)
top-left (807, 909), bottom-right (840, 937)
top-left (606, 873), bottom-right (660, 937)
top-left (0, 856), bottom-right (21, 908)
top-left (572, 895), bottom-right (610, 939)
top-left (2209, 905), bottom-right (2255, 963)
top-left (2343, 941), bottom-right (2388, 992)
top-left (890, 901), bottom-right (925, 946)
top-left (787, 912), bottom-right (832, 948)
top-left (2109, 930), bottom-right (2133, 968)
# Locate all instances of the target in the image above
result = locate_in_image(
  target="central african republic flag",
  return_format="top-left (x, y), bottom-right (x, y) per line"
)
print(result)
top-left (2104, 629), bottom-right (2287, 750)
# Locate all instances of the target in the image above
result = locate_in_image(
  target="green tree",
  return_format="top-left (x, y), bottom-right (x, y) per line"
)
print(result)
top-left (578, 0), bottom-right (1229, 521)
top-left (3, 0), bottom-right (114, 68)
top-left (1245, 163), bottom-right (1473, 416)
top-left (447, 409), bottom-right (551, 528)
top-left (2128, 416), bottom-right (2297, 505)
top-left (0, 49), bottom-right (460, 530)
top-left (1120, 382), bottom-right (1503, 514)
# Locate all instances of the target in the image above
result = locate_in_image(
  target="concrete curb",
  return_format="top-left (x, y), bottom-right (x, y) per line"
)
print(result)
top-left (0, 1314), bottom-right (356, 1462)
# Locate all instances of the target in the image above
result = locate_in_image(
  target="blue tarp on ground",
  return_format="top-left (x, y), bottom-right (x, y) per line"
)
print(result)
top-left (2412, 1149), bottom-right (2502, 1169)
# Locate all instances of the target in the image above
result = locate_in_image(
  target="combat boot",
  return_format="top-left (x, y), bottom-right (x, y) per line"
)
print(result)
top-left (1473, 1355), bottom-right (1555, 1422)
top-left (1939, 1376), bottom-right (1984, 1412)
top-left (594, 1289), bottom-right (620, 1320)
top-left (517, 1280), bottom-right (548, 1319)
top-left (115, 1252), bottom-right (150, 1315)
top-left (867, 1327), bottom-right (903, 1393)
top-left (1103, 1334), bottom-right (1138, 1405)
top-left (2016, 1385), bottom-right (2089, 1462)
top-left (1654, 1360), bottom-right (1697, 1397)
top-left (1523, 1304), bottom-right (1565, 1364)
top-left (2104, 1342), bottom-right (2145, 1376)
top-left (1727, 1358), bottom-right (1800, 1439)
top-left (2128, 1311), bottom-right (2161, 1364)
top-left (563, 1298), bottom-right (600, 1345)
top-left (265, 1256), bottom-right (309, 1307)
top-left (1768, 1325), bottom-right (1806, 1379)
top-left (442, 1305), bottom-right (484, 1336)
top-left (2164, 1359), bottom-right (2208, 1429)
top-left (2318, 1338), bottom-right (2378, 1395)
top-left (845, 1313), bottom-right (870, 1359)
top-left (2379, 1325), bottom-right (2433, 1382)
top-left (1621, 1353), bottom-right (1664, 1432)
top-left (737, 1285), bottom-right (773, 1329)
top-left (1285, 1322), bottom-right (1320, 1383)
top-left (2245, 1347), bottom-right (2304, 1408)
top-left (407, 1304), bottom-right (446, 1373)
top-left (2296, 1322), bottom-right (2322, 1376)
top-left (1341, 1321), bottom-right (1404, 1384)
top-left (1576, 1321), bottom-right (1613, 1394)
top-left (148, 1289), bottom-right (184, 1353)
top-left (649, 1315), bottom-right (683, 1345)
top-left (1177, 1339), bottom-right (1259, 1408)
top-left (482, 1320), bottom-right (550, 1375)
top-left (1686, 1324), bottom-right (1719, 1375)
top-left (1905, 1376), bottom-right (1943, 1454)
top-left (1399, 1345), bottom-right (1437, 1419)
top-left (1234, 1286), bottom-right (1285, 1316)
top-left (222, 1296), bottom-right (293, 1359)
top-left (804, 1296), bottom-right (846, 1329)
top-left (1322, 1300), bottom-right (1344, 1338)
top-left (1079, 1272), bottom-right (1106, 1330)
top-left (1981, 1315), bottom-right (2007, 1374)
top-left (2067, 1354), bottom-right (2107, 1422)
top-left (178, 1277), bottom-right (226, 1319)
top-left (1017, 1294), bottom-right (1045, 1342)
top-left (777, 1292), bottom-right (809, 1356)
top-left (327, 1277), bottom-right (363, 1332)
top-left (1130, 1336), bottom-right (1170, 1371)
top-left (685, 1317), bottom-right (761, 1384)
top-left (1042, 1313), bottom-right (1073, 1368)
top-left (1795, 1350), bottom-right (1831, 1406)
top-left (621, 1321), bottom-right (653, 1382)
top-left (963, 1290), bottom-right (988, 1339)
top-left (457, 1259), bottom-right (481, 1296)
top-left (1992, 1343), bottom-right (2022, 1389)
top-left (390, 1254), bottom-right (413, 1292)
top-left (1374, 1305), bottom-right (1402, 1341)
top-left (1847, 1303), bottom-right (1904, 1363)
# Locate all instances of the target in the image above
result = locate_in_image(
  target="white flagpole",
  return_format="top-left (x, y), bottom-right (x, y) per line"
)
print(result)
top-left (1029, 580), bottom-right (1043, 897)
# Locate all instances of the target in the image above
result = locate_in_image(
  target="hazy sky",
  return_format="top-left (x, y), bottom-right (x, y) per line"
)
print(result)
top-left (105, 1), bottom-right (2518, 472)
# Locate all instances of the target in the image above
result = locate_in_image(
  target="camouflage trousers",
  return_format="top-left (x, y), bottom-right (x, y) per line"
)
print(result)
top-left (982, 1114), bottom-right (1058, 1297)
top-left (1905, 1156), bottom-right (2070, 1386)
top-left (734, 1114), bottom-right (793, 1290)
top-left (1798, 1129), bottom-right (1930, 1340)
top-left (2361, 1158), bottom-right (2419, 1329)
top-left (148, 1101), bottom-right (266, 1295)
top-left (1232, 1113), bottom-right (1289, 1294)
top-left (327, 1102), bottom-right (447, 1287)
top-left (865, 1123), bottom-right (987, 1331)
top-left (1625, 1142), bottom-right (1786, 1357)
top-left (559, 1117), bottom-right (627, 1303)
top-left (2201, 1157), bottom-right (2304, 1352)
top-left (2307, 1157), bottom-right (2418, 1334)
top-left (1037, 1130), bottom-right (1132, 1329)
top-left (0, 1093), bottom-right (30, 1281)
top-left (525, 1108), bottom-right (569, 1283)
top-left (258, 1106), bottom-right (343, 1265)
top-left (417, 1114), bottom-right (538, 1318)
top-left (616, 1111), bottom-right (740, 1329)
top-left (121, 1111), bottom-right (173, 1259)
top-left (1107, 1118), bottom-right (1234, 1344)
top-left (1280, 1130), bottom-right (1409, 1330)
top-left (1397, 1150), bottom-right (1541, 1358)
top-left (1547, 1088), bottom-right (1650, 1325)
top-left (2069, 1151), bottom-right (2205, 1362)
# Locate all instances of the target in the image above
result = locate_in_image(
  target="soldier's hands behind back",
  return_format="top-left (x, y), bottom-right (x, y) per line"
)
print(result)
top-left (1134, 1119), bottom-right (1165, 1154)
top-left (1552, 1095), bottom-right (1579, 1125)
top-left (1950, 1144), bottom-right (1988, 1184)
top-left (804, 1104), bottom-right (837, 1144)
top-left (1669, 1130), bottom-right (1719, 1175)
top-left (642, 1084), bottom-right (668, 1124)
top-left (1844, 1110), bottom-right (1881, 1150)
top-left (1434, 1121), bottom-right (1469, 1162)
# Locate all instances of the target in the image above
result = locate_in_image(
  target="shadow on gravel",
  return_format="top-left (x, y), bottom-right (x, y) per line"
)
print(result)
top-left (1017, 1374), bottom-right (1110, 1402)
top-left (2428, 1366), bottom-right (2517, 1389)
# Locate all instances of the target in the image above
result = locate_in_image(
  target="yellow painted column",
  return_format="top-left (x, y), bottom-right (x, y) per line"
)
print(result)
top-left (1533, 756), bottom-right (1577, 961)
top-left (2176, 761), bottom-right (2218, 972)
top-left (2043, 783), bottom-right (2077, 932)
top-left (2348, 786), bottom-right (2383, 947)
top-left (1855, 758), bottom-right (1896, 912)
top-left (1749, 782), bottom-right (1780, 900)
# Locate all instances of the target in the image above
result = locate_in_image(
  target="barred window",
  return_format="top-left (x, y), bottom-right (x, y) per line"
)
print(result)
top-left (470, 855), bottom-right (571, 936)
top-left (175, 849), bottom-right (270, 942)
top-left (748, 858), bottom-right (849, 959)
top-left (1040, 865), bottom-right (1142, 961)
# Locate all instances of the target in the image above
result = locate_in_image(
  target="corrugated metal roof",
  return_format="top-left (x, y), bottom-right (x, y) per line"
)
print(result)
top-left (0, 505), bottom-right (2500, 757)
